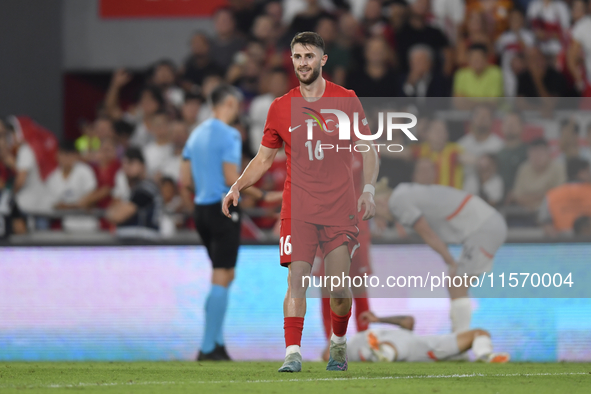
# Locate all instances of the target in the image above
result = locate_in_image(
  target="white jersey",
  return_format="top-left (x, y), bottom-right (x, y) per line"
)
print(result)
top-left (389, 183), bottom-right (496, 243)
top-left (347, 329), bottom-right (459, 362)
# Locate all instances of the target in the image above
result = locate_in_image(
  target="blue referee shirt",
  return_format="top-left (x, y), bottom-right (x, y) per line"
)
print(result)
top-left (183, 118), bottom-right (242, 205)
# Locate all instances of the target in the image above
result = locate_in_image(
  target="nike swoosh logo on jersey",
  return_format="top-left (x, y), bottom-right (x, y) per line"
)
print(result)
top-left (288, 125), bottom-right (301, 132)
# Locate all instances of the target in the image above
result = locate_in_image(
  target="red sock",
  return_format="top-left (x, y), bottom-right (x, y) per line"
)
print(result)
top-left (284, 317), bottom-right (304, 347)
top-left (321, 298), bottom-right (332, 340)
top-left (354, 298), bottom-right (370, 332)
top-left (330, 308), bottom-right (351, 337)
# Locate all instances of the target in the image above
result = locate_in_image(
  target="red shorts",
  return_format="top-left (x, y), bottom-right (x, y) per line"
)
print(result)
top-left (279, 219), bottom-right (360, 267)
top-left (312, 229), bottom-right (372, 276)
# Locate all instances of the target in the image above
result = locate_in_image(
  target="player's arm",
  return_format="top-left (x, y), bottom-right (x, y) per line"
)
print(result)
top-left (222, 145), bottom-right (279, 217)
top-left (413, 216), bottom-right (457, 273)
top-left (355, 140), bottom-right (379, 220)
top-left (223, 162), bottom-right (280, 202)
top-left (359, 311), bottom-right (415, 331)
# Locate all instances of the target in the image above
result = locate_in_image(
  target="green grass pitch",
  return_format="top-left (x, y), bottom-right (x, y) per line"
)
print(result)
top-left (1, 362), bottom-right (590, 393)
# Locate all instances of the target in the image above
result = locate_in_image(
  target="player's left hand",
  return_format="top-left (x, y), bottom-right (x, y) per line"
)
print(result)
top-left (358, 192), bottom-right (376, 220)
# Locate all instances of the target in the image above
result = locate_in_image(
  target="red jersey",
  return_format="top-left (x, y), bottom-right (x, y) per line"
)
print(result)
top-left (261, 81), bottom-right (371, 226)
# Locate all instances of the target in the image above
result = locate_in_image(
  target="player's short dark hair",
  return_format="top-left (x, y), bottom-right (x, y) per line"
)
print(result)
top-left (114, 120), bottom-right (135, 137)
top-left (528, 137), bottom-right (548, 148)
top-left (567, 157), bottom-right (590, 182)
top-left (290, 32), bottom-right (325, 53)
top-left (59, 140), bottom-right (78, 153)
top-left (210, 84), bottom-right (243, 107)
top-left (573, 215), bottom-right (591, 235)
top-left (124, 147), bottom-right (145, 165)
top-left (468, 43), bottom-right (488, 55)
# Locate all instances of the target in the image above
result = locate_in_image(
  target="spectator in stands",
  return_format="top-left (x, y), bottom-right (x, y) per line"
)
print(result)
top-left (0, 120), bottom-right (15, 189)
top-left (180, 92), bottom-right (203, 132)
top-left (453, 44), bottom-right (503, 107)
top-left (396, 0), bottom-right (453, 76)
top-left (248, 68), bottom-right (288, 155)
top-left (106, 148), bottom-right (162, 240)
top-left (149, 59), bottom-right (184, 110)
top-left (226, 40), bottom-right (265, 100)
top-left (160, 120), bottom-right (189, 182)
top-left (464, 154), bottom-right (504, 207)
top-left (113, 120), bottom-right (134, 159)
top-left (78, 138), bottom-right (120, 212)
top-left (105, 68), bottom-right (165, 148)
top-left (509, 138), bottom-right (566, 210)
top-left (428, 0), bottom-right (465, 44)
top-left (456, 11), bottom-right (494, 67)
top-left (516, 47), bottom-right (568, 110)
top-left (142, 111), bottom-right (173, 179)
top-left (316, 16), bottom-right (350, 86)
top-left (568, 0), bottom-right (591, 97)
top-left (46, 141), bottom-right (98, 231)
top-left (74, 120), bottom-right (100, 162)
top-left (466, 0), bottom-right (513, 41)
top-left (377, 117), bottom-right (414, 189)
top-left (497, 111), bottom-right (528, 198)
top-left (414, 119), bottom-right (464, 189)
top-left (289, 0), bottom-right (332, 37)
top-left (582, 123), bottom-right (591, 159)
top-left (210, 8), bottom-right (247, 74)
top-left (539, 157), bottom-right (591, 236)
top-left (496, 8), bottom-right (536, 97)
top-left (346, 36), bottom-right (397, 97)
top-left (573, 215), bottom-right (591, 236)
top-left (360, 0), bottom-right (390, 38)
top-left (527, 0), bottom-right (570, 57)
top-left (557, 119), bottom-right (591, 165)
top-left (159, 176), bottom-right (184, 237)
top-left (397, 45), bottom-right (450, 98)
top-left (412, 158), bottom-right (438, 185)
top-left (6, 121), bottom-right (47, 215)
top-left (459, 106), bottom-right (504, 161)
top-left (182, 32), bottom-right (222, 91)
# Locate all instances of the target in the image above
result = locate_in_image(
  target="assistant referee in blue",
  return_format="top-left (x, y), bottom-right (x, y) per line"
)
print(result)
top-left (180, 84), bottom-right (272, 361)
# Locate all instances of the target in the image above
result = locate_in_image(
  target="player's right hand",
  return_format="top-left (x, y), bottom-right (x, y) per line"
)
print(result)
top-left (222, 187), bottom-right (240, 218)
top-left (359, 311), bottom-right (379, 324)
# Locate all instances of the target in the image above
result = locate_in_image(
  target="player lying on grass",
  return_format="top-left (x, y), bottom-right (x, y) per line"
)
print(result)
top-left (374, 159), bottom-right (507, 336)
top-left (348, 311), bottom-right (510, 363)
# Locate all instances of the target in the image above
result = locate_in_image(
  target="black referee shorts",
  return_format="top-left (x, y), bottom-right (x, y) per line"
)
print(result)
top-left (194, 202), bottom-right (241, 269)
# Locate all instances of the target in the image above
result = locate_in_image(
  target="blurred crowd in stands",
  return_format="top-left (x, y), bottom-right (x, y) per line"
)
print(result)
top-left (2, 0), bottom-right (591, 241)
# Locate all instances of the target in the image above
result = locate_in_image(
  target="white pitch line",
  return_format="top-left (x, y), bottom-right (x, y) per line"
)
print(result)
top-left (1, 371), bottom-right (589, 389)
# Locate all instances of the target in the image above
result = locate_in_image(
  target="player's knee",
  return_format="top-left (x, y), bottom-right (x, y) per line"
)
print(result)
top-left (329, 287), bottom-right (350, 300)
top-left (288, 263), bottom-right (312, 289)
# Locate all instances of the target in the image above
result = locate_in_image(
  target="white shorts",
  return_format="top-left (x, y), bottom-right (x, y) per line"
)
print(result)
top-left (347, 329), bottom-right (460, 362)
top-left (458, 212), bottom-right (507, 276)
top-left (405, 334), bottom-right (460, 362)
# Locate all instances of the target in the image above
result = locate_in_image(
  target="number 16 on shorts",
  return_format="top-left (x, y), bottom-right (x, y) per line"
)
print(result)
top-left (280, 235), bottom-right (292, 256)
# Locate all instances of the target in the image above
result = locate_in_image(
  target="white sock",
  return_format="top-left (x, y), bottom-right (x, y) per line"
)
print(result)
top-left (286, 345), bottom-right (301, 357)
top-left (450, 298), bottom-right (472, 333)
top-left (472, 335), bottom-right (493, 360)
top-left (331, 333), bottom-right (346, 344)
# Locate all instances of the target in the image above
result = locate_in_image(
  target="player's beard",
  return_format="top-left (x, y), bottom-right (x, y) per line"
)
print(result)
top-left (295, 64), bottom-right (321, 85)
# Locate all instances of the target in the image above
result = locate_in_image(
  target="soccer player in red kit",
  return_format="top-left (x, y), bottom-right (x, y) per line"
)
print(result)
top-left (222, 32), bottom-right (379, 372)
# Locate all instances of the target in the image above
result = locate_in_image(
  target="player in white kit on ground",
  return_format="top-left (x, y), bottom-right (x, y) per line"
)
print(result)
top-left (374, 159), bottom-right (508, 334)
top-left (347, 311), bottom-right (510, 363)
